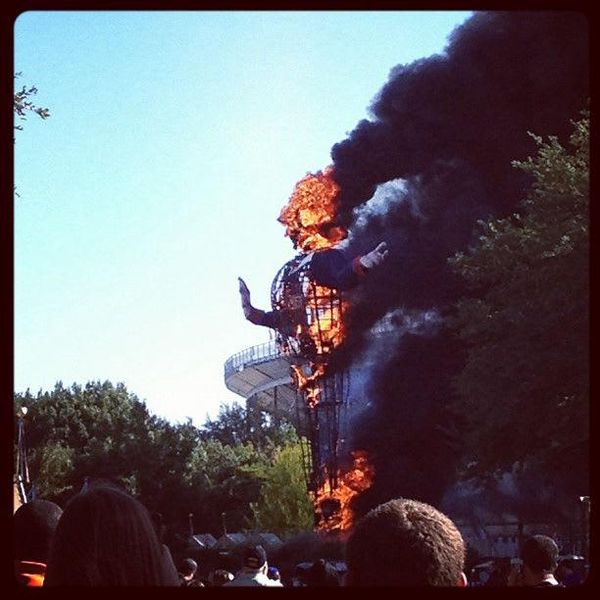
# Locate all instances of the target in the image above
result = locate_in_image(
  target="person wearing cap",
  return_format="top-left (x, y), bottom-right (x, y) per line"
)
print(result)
top-left (267, 565), bottom-right (281, 583)
top-left (224, 544), bottom-right (283, 587)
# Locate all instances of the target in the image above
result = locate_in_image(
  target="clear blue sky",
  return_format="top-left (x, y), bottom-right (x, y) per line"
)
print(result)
top-left (14, 10), bottom-right (473, 426)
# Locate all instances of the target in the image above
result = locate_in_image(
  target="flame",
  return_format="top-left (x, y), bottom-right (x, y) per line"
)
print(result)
top-left (288, 283), bottom-right (347, 408)
top-left (291, 363), bottom-right (326, 407)
top-left (278, 166), bottom-right (347, 251)
top-left (307, 284), bottom-right (347, 355)
top-left (315, 450), bottom-right (375, 533)
top-left (277, 166), bottom-right (374, 532)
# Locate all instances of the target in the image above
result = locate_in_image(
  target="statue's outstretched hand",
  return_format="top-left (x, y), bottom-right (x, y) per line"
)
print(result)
top-left (359, 242), bottom-right (389, 270)
top-left (238, 277), bottom-right (268, 325)
top-left (238, 277), bottom-right (254, 319)
top-left (238, 277), bottom-right (251, 303)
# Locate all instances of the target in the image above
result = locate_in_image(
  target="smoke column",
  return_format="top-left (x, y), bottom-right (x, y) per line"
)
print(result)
top-left (328, 11), bottom-right (588, 518)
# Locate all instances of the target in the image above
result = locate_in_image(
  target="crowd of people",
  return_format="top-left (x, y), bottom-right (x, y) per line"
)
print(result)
top-left (14, 479), bottom-right (586, 587)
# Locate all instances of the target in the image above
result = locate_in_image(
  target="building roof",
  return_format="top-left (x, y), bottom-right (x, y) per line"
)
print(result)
top-left (189, 534), bottom-right (218, 549)
top-left (247, 532), bottom-right (283, 551)
top-left (214, 533), bottom-right (250, 550)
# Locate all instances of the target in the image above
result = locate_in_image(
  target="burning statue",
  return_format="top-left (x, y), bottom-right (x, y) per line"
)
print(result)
top-left (239, 167), bottom-right (388, 358)
top-left (238, 167), bottom-right (388, 531)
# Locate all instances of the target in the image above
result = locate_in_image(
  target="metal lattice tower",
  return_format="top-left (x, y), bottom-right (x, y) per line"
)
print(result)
top-left (269, 254), bottom-right (349, 499)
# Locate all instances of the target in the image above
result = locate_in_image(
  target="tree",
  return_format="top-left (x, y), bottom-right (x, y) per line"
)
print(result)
top-left (200, 401), bottom-right (297, 454)
top-left (184, 438), bottom-right (270, 535)
top-left (448, 111), bottom-right (589, 488)
top-left (14, 72), bottom-right (50, 132)
top-left (15, 381), bottom-right (311, 538)
top-left (14, 72), bottom-right (50, 196)
top-left (248, 440), bottom-right (314, 536)
top-left (14, 381), bottom-right (179, 506)
top-left (33, 442), bottom-right (75, 499)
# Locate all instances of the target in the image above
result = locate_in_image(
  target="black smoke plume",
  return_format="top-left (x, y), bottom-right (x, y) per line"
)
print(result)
top-left (328, 11), bottom-right (588, 521)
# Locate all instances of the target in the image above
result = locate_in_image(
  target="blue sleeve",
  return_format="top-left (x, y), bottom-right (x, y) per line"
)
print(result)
top-left (309, 248), bottom-right (362, 290)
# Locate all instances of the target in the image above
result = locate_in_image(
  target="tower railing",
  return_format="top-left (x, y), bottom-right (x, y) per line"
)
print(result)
top-left (223, 340), bottom-right (282, 380)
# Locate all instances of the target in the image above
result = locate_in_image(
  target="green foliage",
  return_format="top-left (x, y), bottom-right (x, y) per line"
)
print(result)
top-left (15, 381), bottom-right (161, 506)
top-left (15, 382), bottom-right (310, 537)
top-left (448, 111), bottom-right (589, 483)
top-left (184, 438), bottom-right (271, 535)
top-left (14, 72), bottom-right (50, 132)
top-left (200, 401), bottom-right (298, 455)
top-left (34, 443), bottom-right (75, 499)
top-left (248, 441), bottom-right (314, 536)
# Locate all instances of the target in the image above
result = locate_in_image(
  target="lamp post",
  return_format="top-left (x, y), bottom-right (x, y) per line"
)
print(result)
top-left (15, 406), bottom-right (30, 503)
top-left (579, 496), bottom-right (590, 563)
top-left (188, 512), bottom-right (194, 538)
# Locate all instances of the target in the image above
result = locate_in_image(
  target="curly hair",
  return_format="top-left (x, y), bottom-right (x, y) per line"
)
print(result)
top-left (345, 497), bottom-right (465, 586)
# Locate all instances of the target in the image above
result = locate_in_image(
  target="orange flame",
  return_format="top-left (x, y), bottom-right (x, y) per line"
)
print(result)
top-left (278, 166), bottom-right (347, 251)
top-left (315, 450), bottom-right (375, 533)
top-left (291, 363), bottom-right (326, 408)
top-left (306, 284), bottom-right (347, 356)
top-left (278, 166), bottom-right (374, 532)
top-left (288, 283), bottom-right (347, 408)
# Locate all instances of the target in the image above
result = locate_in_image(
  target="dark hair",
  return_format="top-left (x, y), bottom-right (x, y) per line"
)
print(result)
top-left (44, 484), bottom-right (177, 586)
top-left (521, 535), bottom-right (559, 573)
top-left (345, 497), bottom-right (465, 586)
top-left (179, 557), bottom-right (197, 577)
top-left (306, 559), bottom-right (340, 587)
top-left (14, 500), bottom-right (63, 562)
top-left (243, 544), bottom-right (267, 569)
top-left (210, 569), bottom-right (234, 586)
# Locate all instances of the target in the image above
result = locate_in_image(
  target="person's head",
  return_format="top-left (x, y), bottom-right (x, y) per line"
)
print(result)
top-left (520, 535), bottom-right (559, 584)
top-left (306, 559), bottom-right (340, 587)
top-left (44, 482), bottom-right (176, 586)
top-left (345, 497), bottom-right (467, 586)
top-left (209, 569), bottom-right (234, 586)
top-left (14, 499), bottom-right (63, 563)
top-left (242, 544), bottom-right (268, 574)
top-left (179, 557), bottom-right (197, 580)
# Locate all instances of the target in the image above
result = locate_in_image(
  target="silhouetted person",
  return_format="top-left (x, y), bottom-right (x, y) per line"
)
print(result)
top-left (209, 568), bottom-right (234, 586)
top-left (485, 558), bottom-right (511, 587)
top-left (44, 481), bottom-right (180, 586)
top-left (178, 557), bottom-right (203, 586)
top-left (556, 559), bottom-right (583, 586)
top-left (509, 535), bottom-right (563, 587)
top-left (305, 558), bottom-right (341, 587)
top-left (224, 544), bottom-right (283, 587)
top-left (14, 499), bottom-right (63, 587)
top-left (267, 565), bottom-right (281, 583)
top-left (345, 497), bottom-right (468, 586)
